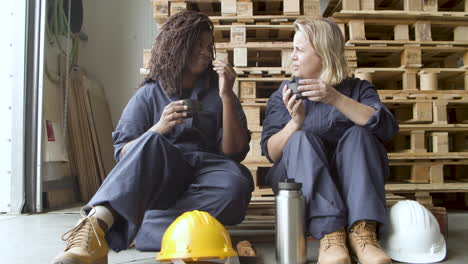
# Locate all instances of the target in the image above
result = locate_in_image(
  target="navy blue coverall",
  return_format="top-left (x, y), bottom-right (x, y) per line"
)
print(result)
top-left (88, 74), bottom-right (254, 251)
top-left (261, 78), bottom-right (399, 239)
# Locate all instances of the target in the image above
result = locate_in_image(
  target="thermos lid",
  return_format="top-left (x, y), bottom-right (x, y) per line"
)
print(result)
top-left (278, 178), bottom-right (302, 190)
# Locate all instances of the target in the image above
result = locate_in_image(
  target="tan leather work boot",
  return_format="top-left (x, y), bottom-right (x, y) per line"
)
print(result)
top-left (318, 227), bottom-right (351, 264)
top-left (52, 207), bottom-right (109, 264)
top-left (348, 221), bottom-right (392, 264)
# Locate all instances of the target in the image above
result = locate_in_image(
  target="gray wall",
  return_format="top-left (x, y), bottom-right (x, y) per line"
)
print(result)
top-left (80, 0), bottom-right (158, 126)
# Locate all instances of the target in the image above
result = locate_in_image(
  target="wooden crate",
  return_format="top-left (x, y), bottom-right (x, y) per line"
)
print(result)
top-left (354, 68), bottom-right (467, 91)
top-left (153, 0), bottom-right (320, 25)
top-left (214, 23), bottom-right (294, 43)
top-left (332, 18), bottom-right (468, 45)
top-left (322, 0), bottom-right (468, 16)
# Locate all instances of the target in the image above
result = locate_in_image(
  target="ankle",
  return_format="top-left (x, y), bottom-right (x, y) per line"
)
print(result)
top-left (91, 205), bottom-right (115, 231)
top-left (97, 218), bottom-right (109, 231)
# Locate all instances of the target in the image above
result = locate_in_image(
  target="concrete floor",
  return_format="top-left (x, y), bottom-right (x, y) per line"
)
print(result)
top-left (1, 206), bottom-right (467, 264)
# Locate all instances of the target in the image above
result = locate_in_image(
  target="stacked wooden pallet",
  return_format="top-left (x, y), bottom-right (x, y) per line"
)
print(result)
top-left (145, 0), bottom-right (467, 238)
top-left (324, 0), bottom-right (468, 209)
top-left (146, 0), bottom-right (468, 203)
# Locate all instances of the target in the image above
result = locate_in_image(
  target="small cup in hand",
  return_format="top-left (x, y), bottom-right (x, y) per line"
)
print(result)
top-left (288, 77), bottom-right (306, 100)
top-left (182, 99), bottom-right (202, 117)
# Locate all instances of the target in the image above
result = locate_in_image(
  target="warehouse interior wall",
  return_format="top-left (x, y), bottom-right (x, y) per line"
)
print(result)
top-left (41, 0), bottom-right (158, 208)
top-left (79, 0), bottom-right (158, 126)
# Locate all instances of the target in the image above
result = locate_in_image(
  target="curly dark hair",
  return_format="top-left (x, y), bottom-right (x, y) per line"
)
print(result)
top-left (143, 11), bottom-right (215, 97)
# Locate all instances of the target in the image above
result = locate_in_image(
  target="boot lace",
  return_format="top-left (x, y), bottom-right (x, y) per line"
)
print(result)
top-left (62, 206), bottom-right (102, 253)
top-left (322, 228), bottom-right (346, 250)
top-left (351, 221), bottom-right (380, 251)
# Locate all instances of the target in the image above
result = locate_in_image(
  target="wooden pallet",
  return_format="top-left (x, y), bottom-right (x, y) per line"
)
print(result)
top-left (332, 18), bottom-right (468, 44)
top-left (243, 160), bottom-right (468, 196)
top-left (354, 68), bottom-right (467, 90)
top-left (322, 0), bottom-right (468, 16)
top-left (240, 93), bottom-right (468, 127)
top-left (215, 44), bottom-right (293, 68)
top-left (229, 194), bottom-right (448, 241)
top-left (153, 0), bottom-right (320, 24)
top-left (389, 130), bottom-right (468, 154)
top-left (211, 15), bottom-right (298, 25)
top-left (332, 9), bottom-right (468, 22)
top-left (214, 23), bottom-right (294, 43)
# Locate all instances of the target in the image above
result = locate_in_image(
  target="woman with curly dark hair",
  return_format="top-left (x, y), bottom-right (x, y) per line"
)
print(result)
top-left (53, 11), bottom-right (253, 264)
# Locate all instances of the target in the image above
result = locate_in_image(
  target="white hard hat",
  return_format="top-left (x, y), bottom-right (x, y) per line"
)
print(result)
top-left (382, 200), bottom-right (446, 263)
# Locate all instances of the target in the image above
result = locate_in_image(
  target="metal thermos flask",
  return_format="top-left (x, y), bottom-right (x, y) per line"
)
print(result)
top-left (276, 179), bottom-right (306, 264)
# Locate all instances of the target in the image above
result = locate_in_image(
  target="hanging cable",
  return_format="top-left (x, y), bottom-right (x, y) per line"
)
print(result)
top-left (45, 0), bottom-right (80, 84)
top-left (45, 0), bottom-right (80, 154)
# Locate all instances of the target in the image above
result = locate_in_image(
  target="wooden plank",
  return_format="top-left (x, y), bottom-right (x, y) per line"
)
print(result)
top-left (404, 0), bottom-right (423, 11)
top-left (410, 165), bottom-right (430, 183)
top-left (283, 0), bottom-right (300, 15)
top-left (403, 69), bottom-right (418, 90)
top-left (413, 102), bottom-right (433, 123)
top-left (243, 104), bottom-right (261, 125)
top-left (240, 81), bottom-right (256, 99)
top-left (430, 164), bottom-right (444, 184)
top-left (419, 70), bottom-right (438, 90)
top-left (349, 20), bottom-right (366, 40)
top-left (360, 0), bottom-right (375, 10)
top-left (234, 47), bottom-right (248, 67)
top-left (345, 50), bottom-right (357, 68)
top-left (222, 0), bottom-right (237, 16)
top-left (237, 1), bottom-right (253, 17)
top-left (433, 101), bottom-right (448, 124)
top-left (281, 49), bottom-right (293, 70)
top-left (143, 49), bottom-right (151, 69)
top-left (414, 21), bottom-right (432, 42)
top-left (354, 71), bottom-right (373, 82)
top-left (170, 1), bottom-right (187, 16)
top-left (394, 24), bottom-right (409, 41)
top-left (466, 72), bottom-right (468, 91)
top-left (231, 25), bottom-right (246, 44)
top-left (415, 191), bottom-right (433, 206)
top-left (215, 49), bottom-right (229, 62)
top-left (338, 23), bottom-right (346, 39)
top-left (153, 0), bottom-right (169, 24)
top-left (454, 26), bottom-right (468, 42)
top-left (385, 182), bottom-right (468, 192)
top-left (401, 48), bottom-right (422, 68)
top-left (343, 0), bottom-right (360, 10)
top-left (432, 132), bottom-right (449, 153)
top-left (303, 0), bottom-right (320, 16)
top-left (245, 132), bottom-right (265, 162)
top-left (411, 130), bottom-right (427, 153)
top-left (423, 0), bottom-right (438, 12)
top-left (333, 10), bottom-right (468, 22)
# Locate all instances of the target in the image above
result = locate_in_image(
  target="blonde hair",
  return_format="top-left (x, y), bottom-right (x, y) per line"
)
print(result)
top-left (294, 17), bottom-right (348, 86)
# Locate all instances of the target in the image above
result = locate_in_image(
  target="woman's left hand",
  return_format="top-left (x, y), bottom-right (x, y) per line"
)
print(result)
top-left (299, 79), bottom-right (341, 105)
top-left (213, 60), bottom-right (237, 99)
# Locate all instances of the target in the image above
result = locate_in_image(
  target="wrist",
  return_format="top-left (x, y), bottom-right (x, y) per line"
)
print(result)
top-left (288, 119), bottom-right (302, 132)
top-left (330, 90), bottom-right (343, 106)
top-left (220, 91), bottom-right (236, 102)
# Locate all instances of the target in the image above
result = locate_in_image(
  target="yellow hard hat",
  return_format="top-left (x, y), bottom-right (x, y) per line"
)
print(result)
top-left (157, 210), bottom-right (238, 263)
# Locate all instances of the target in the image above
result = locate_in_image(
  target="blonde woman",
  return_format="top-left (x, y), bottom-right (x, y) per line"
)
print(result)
top-left (261, 18), bottom-right (398, 264)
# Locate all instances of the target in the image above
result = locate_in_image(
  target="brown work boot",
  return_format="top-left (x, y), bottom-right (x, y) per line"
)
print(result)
top-left (318, 227), bottom-right (351, 264)
top-left (52, 207), bottom-right (109, 264)
top-left (348, 221), bottom-right (392, 264)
